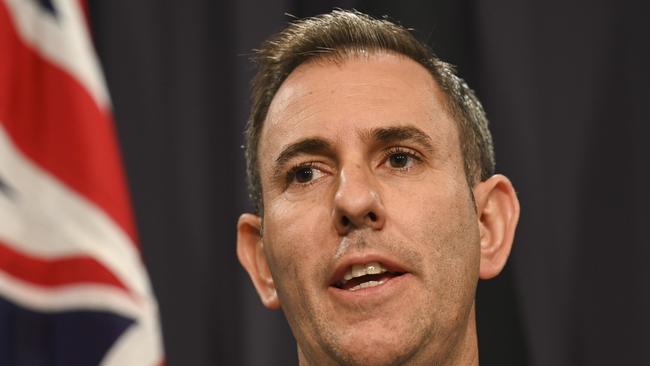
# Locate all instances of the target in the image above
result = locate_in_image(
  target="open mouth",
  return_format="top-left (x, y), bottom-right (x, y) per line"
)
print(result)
top-left (333, 262), bottom-right (405, 291)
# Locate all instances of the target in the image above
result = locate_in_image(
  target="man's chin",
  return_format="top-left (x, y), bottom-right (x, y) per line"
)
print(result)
top-left (326, 344), bottom-right (418, 366)
top-left (309, 284), bottom-right (432, 365)
top-left (318, 323), bottom-right (424, 366)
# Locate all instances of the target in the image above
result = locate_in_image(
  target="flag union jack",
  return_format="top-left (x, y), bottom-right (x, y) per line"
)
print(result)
top-left (0, 0), bottom-right (164, 365)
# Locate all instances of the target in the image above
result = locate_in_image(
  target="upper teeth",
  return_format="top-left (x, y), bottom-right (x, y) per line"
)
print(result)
top-left (343, 262), bottom-right (387, 283)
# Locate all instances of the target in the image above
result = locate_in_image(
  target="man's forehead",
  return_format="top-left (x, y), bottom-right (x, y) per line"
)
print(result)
top-left (258, 52), bottom-right (456, 159)
top-left (267, 52), bottom-right (438, 114)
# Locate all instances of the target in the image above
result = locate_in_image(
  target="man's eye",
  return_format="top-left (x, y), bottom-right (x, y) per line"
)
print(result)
top-left (384, 148), bottom-right (420, 170)
top-left (295, 167), bottom-right (314, 183)
top-left (287, 164), bottom-right (326, 186)
top-left (388, 153), bottom-right (410, 168)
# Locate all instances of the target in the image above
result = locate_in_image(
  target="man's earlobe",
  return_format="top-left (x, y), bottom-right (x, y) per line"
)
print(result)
top-left (473, 175), bottom-right (520, 279)
top-left (237, 213), bottom-right (280, 309)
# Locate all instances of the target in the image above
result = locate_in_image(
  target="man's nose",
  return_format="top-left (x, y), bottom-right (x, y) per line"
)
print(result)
top-left (333, 165), bottom-right (386, 235)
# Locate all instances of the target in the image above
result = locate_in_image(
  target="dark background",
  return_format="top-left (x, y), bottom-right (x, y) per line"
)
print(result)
top-left (88, 0), bottom-right (649, 365)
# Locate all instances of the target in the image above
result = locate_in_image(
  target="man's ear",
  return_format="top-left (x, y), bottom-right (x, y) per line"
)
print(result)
top-left (237, 213), bottom-right (280, 309)
top-left (473, 174), bottom-right (520, 279)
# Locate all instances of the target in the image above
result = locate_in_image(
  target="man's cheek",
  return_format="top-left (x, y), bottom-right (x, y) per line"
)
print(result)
top-left (428, 217), bottom-right (479, 310)
top-left (265, 239), bottom-right (295, 281)
top-left (266, 232), bottom-right (310, 289)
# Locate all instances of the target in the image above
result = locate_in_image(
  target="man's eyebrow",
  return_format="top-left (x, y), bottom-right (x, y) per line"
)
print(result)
top-left (275, 138), bottom-right (334, 167)
top-left (368, 126), bottom-right (435, 152)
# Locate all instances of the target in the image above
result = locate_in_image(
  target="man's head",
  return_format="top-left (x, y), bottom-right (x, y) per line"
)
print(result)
top-left (245, 10), bottom-right (495, 215)
top-left (237, 10), bottom-right (519, 366)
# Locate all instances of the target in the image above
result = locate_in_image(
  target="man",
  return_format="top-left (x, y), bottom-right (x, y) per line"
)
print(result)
top-left (237, 10), bottom-right (520, 366)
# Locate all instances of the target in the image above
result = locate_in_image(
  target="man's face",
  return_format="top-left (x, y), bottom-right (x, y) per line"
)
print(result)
top-left (256, 52), bottom-right (481, 365)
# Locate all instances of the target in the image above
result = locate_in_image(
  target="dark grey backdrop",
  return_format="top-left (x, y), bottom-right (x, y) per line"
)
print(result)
top-left (88, 0), bottom-right (649, 365)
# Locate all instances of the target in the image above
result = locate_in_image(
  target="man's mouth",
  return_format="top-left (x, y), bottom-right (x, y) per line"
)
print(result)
top-left (333, 262), bottom-right (405, 291)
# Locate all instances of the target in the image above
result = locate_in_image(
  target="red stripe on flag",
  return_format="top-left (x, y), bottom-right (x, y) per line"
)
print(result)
top-left (0, 2), bottom-right (138, 243)
top-left (0, 239), bottom-right (130, 291)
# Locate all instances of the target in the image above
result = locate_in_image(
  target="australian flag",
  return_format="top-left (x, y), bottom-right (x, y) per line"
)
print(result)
top-left (0, 0), bottom-right (164, 365)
